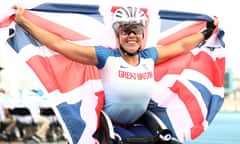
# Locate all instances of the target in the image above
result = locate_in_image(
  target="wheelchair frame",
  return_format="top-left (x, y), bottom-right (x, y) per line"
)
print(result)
top-left (95, 110), bottom-right (183, 144)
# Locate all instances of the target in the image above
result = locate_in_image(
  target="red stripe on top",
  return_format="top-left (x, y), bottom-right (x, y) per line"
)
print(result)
top-left (26, 55), bottom-right (100, 93)
top-left (154, 52), bottom-right (225, 87)
top-left (23, 11), bottom-right (89, 41)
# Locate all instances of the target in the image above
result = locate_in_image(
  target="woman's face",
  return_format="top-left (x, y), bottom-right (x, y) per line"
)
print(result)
top-left (118, 24), bottom-right (144, 53)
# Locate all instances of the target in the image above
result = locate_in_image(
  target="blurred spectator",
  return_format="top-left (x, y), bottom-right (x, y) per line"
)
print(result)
top-left (0, 85), bottom-right (17, 141)
top-left (0, 83), bottom-right (7, 94)
top-left (20, 89), bottom-right (50, 143)
top-left (31, 112), bottom-right (51, 143)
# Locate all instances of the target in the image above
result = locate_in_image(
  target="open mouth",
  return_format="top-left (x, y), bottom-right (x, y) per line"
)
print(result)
top-left (127, 40), bottom-right (137, 44)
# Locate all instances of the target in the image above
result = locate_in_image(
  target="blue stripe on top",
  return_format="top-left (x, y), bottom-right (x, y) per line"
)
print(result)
top-left (31, 3), bottom-right (212, 21)
top-left (30, 3), bottom-right (104, 24)
top-left (94, 46), bottom-right (121, 69)
top-left (31, 3), bottom-right (100, 14)
top-left (158, 9), bottom-right (212, 35)
top-left (29, 3), bottom-right (217, 37)
top-left (95, 46), bottom-right (158, 69)
top-left (159, 10), bottom-right (213, 21)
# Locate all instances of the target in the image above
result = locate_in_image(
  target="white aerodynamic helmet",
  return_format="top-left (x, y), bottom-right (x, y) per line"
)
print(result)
top-left (112, 6), bottom-right (147, 32)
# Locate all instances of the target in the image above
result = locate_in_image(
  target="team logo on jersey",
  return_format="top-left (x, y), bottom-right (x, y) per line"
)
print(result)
top-left (120, 65), bottom-right (128, 68)
top-left (142, 64), bottom-right (149, 70)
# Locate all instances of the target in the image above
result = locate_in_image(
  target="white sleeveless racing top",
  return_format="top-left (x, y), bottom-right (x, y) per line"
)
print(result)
top-left (95, 46), bottom-right (158, 124)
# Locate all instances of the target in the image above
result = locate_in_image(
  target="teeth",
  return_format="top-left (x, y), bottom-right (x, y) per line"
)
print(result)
top-left (128, 41), bottom-right (136, 43)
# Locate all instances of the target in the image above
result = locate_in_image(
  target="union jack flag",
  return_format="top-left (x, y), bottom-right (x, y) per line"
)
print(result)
top-left (0, 2), bottom-right (225, 144)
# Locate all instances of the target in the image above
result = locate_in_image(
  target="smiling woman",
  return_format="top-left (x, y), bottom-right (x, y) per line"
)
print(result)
top-left (1, 1), bottom-right (236, 143)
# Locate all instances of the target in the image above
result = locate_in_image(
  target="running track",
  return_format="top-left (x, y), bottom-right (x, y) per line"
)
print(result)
top-left (1, 112), bottom-right (239, 144)
top-left (185, 112), bottom-right (240, 144)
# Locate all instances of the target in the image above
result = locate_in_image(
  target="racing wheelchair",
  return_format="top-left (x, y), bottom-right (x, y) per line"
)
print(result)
top-left (94, 110), bottom-right (183, 144)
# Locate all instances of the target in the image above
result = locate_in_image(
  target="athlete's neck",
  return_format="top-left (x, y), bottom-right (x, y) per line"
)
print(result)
top-left (120, 50), bottom-right (139, 66)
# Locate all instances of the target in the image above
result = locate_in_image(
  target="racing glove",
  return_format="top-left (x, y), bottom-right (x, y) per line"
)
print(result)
top-left (201, 20), bottom-right (216, 40)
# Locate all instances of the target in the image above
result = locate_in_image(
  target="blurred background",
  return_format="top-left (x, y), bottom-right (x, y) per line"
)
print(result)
top-left (0, 0), bottom-right (239, 144)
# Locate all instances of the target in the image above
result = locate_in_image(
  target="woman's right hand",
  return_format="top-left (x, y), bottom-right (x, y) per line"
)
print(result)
top-left (14, 6), bottom-right (26, 25)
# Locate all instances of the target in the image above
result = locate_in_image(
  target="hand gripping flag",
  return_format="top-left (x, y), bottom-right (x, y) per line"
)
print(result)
top-left (0, 3), bottom-right (225, 144)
